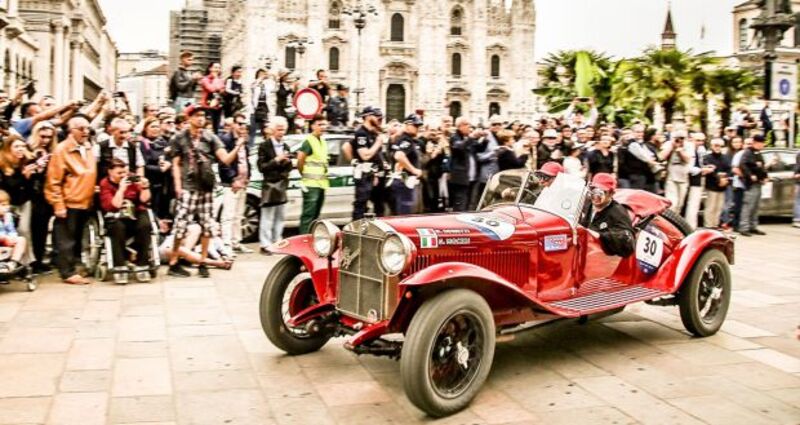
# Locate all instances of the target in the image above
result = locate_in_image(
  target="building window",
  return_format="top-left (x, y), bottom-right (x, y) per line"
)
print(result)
top-left (489, 102), bottom-right (501, 117)
top-left (329, 1), bottom-right (341, 29)
top-left (329, 47), bottom-right (340, 71)
top-left (490, 55), bottom-right (500, 78)
top-left (795, 13), bottom-right (800, 47)
top-left (739, 18), bottom-right (749, 50)
top-left (451, 7), bottom-right (463, 36)
top-left (386, 84), bottom-right (406, 121)
top-left (285, 46), bottom-right (296, 70)
top-left (390, 13), bottom-right (404, 42)
top-left (451, 53), bottom-right (462, 77)
top-left (449, 101), bottom-right (462, 120)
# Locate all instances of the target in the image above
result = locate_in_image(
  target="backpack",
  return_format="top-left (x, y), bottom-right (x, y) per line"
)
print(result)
top-left (188, 135), bottom-right (217, 192)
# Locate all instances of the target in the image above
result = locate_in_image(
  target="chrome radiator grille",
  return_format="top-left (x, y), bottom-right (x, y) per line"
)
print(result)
top-left (337, 231), bottom-right (387, 321)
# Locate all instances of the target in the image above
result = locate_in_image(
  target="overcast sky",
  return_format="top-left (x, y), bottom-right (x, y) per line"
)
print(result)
top-left (100, 0), bottom-right (743, 60)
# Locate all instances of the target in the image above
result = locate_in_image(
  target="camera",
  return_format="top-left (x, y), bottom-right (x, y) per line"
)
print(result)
top-left (127, 175), bottom-right (140, 183)
top-left (24, 80), bottom-right (37, 98)
top-left (113, 91), bottom-right (126, 99)
top-left (576, 97), bottom-right (590, 102)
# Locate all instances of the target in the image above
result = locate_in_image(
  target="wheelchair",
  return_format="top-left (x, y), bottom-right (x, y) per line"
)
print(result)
top-left (82, 208), bottom-right (161, 283)
top-left (0, 250), bottom-right (37, 292)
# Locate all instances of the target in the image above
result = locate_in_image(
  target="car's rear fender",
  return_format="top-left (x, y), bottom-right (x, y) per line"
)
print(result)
top-left (268, 235), bottom-right (334, 302)
top-left (388, 262), bottom-right (540, 333)
top-left (655, 230), bottom-right (734, 294)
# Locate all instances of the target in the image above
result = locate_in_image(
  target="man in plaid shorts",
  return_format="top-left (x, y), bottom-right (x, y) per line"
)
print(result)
top-left (168, 105), bottom-right (245, 277)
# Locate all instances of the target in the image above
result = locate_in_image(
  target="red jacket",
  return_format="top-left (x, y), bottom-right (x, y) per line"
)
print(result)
top-left (200, 75), bottom-right (225, 109)
top-left (99, 177), bottom-right (147, 213)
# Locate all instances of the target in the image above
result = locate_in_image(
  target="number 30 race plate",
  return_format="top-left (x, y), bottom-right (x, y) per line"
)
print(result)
top-left (635, 228), bottom-right (664, 274)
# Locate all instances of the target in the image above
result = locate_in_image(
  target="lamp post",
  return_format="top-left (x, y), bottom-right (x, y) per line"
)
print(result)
top-left (344, 0), bottom-right (377, 111)
top-left (287, 37), bottom-right (312, 75)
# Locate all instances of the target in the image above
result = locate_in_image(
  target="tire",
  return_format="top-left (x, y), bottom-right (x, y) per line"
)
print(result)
top-left (259, 256), bottom-right (330, 355)
top-left (241, 195), bottom-right (260, 244)
top-left (661, 208), bottom-right (693, 236)
top-left (400, 289), bottom-right (496, 417)
top-left (80, 217), bottom-right (101, 275)
top-left (678, 249), bottom-right (731, 337)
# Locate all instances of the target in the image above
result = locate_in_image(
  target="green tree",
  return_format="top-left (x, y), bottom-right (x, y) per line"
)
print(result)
top-left (533, 50), bottom-right (617, 117)
top-left (707, 68), bottom-right (762, 129)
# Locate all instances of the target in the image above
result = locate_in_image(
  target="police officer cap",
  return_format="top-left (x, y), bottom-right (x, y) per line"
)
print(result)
top-left (404, 114), bottom-right (424, 126)
top-left (360, 106), bottom-right (383, 117)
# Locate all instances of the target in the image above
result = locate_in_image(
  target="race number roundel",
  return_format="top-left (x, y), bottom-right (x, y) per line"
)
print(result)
top-left (293, 88), bottom-right (323, 119)
top-left (635, 228), bottom-right (664, 274)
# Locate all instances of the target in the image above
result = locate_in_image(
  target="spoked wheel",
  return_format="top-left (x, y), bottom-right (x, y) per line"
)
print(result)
top-left (259, 256), bottom-right (330, 354)
top-left (401, 289), bottom-right (495, 417)
top-left (80, 217), bottom-right (101, 275)
top-left (679, 249), bottom-right (731, 337)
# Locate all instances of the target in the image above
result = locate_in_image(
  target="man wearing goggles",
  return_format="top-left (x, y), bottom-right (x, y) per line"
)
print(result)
top-left (534, 161), bottom-right (564, 187)
top-left (587, 173), bottom-right (635, 257)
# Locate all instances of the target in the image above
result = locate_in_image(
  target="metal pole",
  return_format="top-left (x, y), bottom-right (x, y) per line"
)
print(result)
top-left (356, 27), bottom-right (362, 111)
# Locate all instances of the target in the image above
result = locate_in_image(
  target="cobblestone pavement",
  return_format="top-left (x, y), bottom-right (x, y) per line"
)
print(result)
top-left (0, 224), bottom-right (798, 425)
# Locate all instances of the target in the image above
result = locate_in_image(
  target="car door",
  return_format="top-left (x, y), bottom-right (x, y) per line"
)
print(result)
top-left (762, 150), bottom-right (796, 216)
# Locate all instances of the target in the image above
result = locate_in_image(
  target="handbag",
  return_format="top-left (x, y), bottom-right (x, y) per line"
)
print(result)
top-left (262, 179), bottom-right (288, 206)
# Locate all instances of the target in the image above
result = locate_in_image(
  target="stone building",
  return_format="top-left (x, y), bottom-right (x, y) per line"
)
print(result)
top-left (17, 0), bottom-right (117, 102)
top-left (169, 0), bottom-right (227, 76)
top-left (117, 51), bottom-right (169, 114)
top-left (733, 0), bottom-right (800, 68)
top-left (221, 0), bottom-right (537, 123)
top-left (1, 0), bottom-right (39, 93)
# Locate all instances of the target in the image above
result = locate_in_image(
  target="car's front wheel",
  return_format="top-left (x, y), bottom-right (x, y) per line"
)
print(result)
top-left (400, 289), bottom-right (495, 417)
top-left (678, 249), bottom-right (731, 337)
top-left (259, 256), bottom-right (330, 354)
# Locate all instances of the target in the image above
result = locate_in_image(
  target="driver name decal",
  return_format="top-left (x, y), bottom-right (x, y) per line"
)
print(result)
top-left (456, 214), bottom-right (515, 241)
top-left (635, 227), bottom-right (664, 274)
top-left (417, 229), bottom-right (472, 248)
top-left (544, 234), bottom-right (569, 252)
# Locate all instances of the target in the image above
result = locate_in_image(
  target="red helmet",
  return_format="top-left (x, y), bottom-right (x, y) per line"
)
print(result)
top-left (539, 161), bottom-right (564, 177)
top-left (591, 173), bottom-right (617, 192)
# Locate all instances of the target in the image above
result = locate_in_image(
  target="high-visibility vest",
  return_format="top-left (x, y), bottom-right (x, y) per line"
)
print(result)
top-left (301, 134), bottom-right (330, 189)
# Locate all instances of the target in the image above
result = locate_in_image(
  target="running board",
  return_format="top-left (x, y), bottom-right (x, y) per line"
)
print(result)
top-left (543, 284), bottom-right (667, 317)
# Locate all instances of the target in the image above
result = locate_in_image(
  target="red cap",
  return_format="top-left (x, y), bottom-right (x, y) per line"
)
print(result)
top-left (591, 173), bottom-right (617, 191)
top-left (183, 104), bottom-right (206, 117)
top-left (539, 161), bottom-right (564, 177)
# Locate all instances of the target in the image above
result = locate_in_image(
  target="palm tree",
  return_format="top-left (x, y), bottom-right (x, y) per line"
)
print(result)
top-left (707, 68), bottom-right (762, 129)
top-left (533, 50), bottom-right (616, 116)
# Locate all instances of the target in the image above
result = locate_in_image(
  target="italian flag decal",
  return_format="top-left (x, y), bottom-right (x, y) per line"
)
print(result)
top-left (417, 229), bottom-right (439, 249)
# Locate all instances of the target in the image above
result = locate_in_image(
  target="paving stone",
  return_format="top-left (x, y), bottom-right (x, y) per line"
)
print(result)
top-left (66, 338), bottom-right (115, 370)
top-left (740, 347), bottom-right (800, 374)
top-left (81, 299), bottom-right (122, 321)
top-left (721, 319), bottom-right (777, 338)
top-left (175, 389), bottom-right (272, 425)
top-left (257, 372), bottom-right (317, 399)
top-left (655, 341), bottom-right (752, 366)
top-left (767, 387), bottom-right (800, 409)
top-left (0, 302), bottom-right (22, 322)
top-left (167, 323), bottom-right (237, 338)
top-left (118, 316), bottom-right (167, 342)
top-left (0, 326), bottom-right (74, 353)
top-left (76, 320), bottom-right (118, 339)
top-left (710, 361), bottom-right (800, 390)
top-left (533, 406), bottom-right (637, 425)
top-left (314, 381), bottom-right (392, 406)
top-left (108, 395), bottom-right (176, 423)
top-left (116, 341), bottom-right (169, 358)
top-left (267, 395), bottom-right (333, 425)
top-left (48, 391), bottom-right (108, 425)
top-left (112, 357), bottom-right (173, 396)
top-left (0, 396), bottom-right (51, 424)
top-left (169, 335), bottom-right (249, 372)
top-left (704, 331), bottom-right (763, 351)
top-left (603, 320), bottom-right (693, 345)
top-left (301, 365), bottom-right (373, 385)
top-left (59, 370), bottom-right (112, 393)
top-left (668, 395), bottom-right (775, 425)
top-left (575, 376), bottom-right (704, 425)
top-left (174, 369), bottom-right (258, 392)
top-left (0, 353), bottom-right (65, 397)
top-left (468, 387), bottom-right (538, 424)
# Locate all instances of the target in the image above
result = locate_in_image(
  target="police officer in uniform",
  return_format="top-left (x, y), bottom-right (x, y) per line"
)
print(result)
top-left (587, 173), bottom-right (635, 257)
top-left (348, 107), bottom-right (386, 219)
top-left (390, 114), bottom-right (424, 215)
top-left (325, 84), bottom-right (350, 128)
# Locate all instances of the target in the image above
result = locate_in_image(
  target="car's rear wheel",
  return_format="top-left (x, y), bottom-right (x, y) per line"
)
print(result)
top-left (241, 195), bottom-right (261, 244)
top-left (661, 208), bottom-right (693, 236)
top-left (400, 289), bottom-right (495, 417)
top-left (259, 256), bottom-right (330, 355)
top-left (678, 249), bottom-right (731, 337)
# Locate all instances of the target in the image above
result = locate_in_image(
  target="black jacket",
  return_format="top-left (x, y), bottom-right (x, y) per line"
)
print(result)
top-left (740, 148), bottom-right (768, 188)
top-left (325, 96), bottom-right (349, 126)
top-left (497, 147), bottom-right (528, 171)
top-left (449, 132), bottom-right (477, 186)
top-left (703, 152), bottom-right (732, 192)
top-left (589, 200), bottom-right (635, 257)
top-left (218, 133), bottom-right (251, 185)
top-left (140, 137), bottom-right (169, 188)
top-left (257, 138), bottom-right (292, 206)
top-left (169, 67), bottom-right (197, 100)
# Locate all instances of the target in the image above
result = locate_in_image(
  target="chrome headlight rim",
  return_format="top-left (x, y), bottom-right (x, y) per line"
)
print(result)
top-left (311, 220), bottom-right (339, 257)
top-left (378, 232), bottom-right (415, 276)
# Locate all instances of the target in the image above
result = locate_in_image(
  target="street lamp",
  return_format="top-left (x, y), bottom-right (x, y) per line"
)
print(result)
top-left (343, 0), bottom-right (378, 111)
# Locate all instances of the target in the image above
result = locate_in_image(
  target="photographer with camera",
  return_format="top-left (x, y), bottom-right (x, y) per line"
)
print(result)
top-left (26, 122), bottom-right (57, 273)
top-left (200, 62), bottom-right (225, 133)
top-left (13, 98), bottom-right (82, 140)
top-left (99, 159), bottom-right (153, 284)
top-left (257, 117), bottom-right (292, 253)
top-left (564, 97), bottom-right (598, 129)
top-left (250, 68), bottom-right (274, 146)
top-left (95, 117), bottom-right (145, 179)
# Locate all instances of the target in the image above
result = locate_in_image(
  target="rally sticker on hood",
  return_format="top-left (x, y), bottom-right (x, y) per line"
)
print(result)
top-left (456, 214), bottom-right (515, 241)
top-left (417, 228), bottom-right (471, 248)
top-left (417, 229), bottom-right (439, 248)
top-left (544, 234), bottom-right (569, 252)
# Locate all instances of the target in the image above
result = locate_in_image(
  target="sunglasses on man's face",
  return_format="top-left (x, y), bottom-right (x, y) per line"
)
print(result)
top-left (534, 172), bottom-right (553, 182)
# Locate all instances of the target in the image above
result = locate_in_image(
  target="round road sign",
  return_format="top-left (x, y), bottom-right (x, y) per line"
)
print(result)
top-left (293, 88), bottom-right (324, 119)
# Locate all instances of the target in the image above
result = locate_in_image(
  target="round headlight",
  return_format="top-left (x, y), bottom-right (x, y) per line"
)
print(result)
top-left (380, 234), bottom-right (410, 275)
top-left (311, 220), bottom-right (338, 257)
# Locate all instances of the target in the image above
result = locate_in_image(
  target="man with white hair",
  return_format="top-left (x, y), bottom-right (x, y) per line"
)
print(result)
top-left (257, 117), bottom-right (292, 253)
top-left (95, 117), bottom-right (145, 178)
top-left (449, 116), bottom-right (480, 211)
top-left (685, 132), bottom-right (715, 229)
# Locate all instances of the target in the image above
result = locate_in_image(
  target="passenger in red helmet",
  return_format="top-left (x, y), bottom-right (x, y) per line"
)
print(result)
top-left (587, 173), bottom-right (635, 257)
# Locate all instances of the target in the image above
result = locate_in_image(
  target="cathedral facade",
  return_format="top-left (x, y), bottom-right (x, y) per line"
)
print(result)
top-left (221, 0), bottom-right (537, 123)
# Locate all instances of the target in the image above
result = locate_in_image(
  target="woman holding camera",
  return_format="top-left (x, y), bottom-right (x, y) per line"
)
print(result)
top-left (138, 117), bottom-right (172, 222)
top-left (0, 134), bottom-right (35, 265)
top-left (25, 122), bottom-right (57, 273)
top-left (200, 62), bottom-right (225, 132)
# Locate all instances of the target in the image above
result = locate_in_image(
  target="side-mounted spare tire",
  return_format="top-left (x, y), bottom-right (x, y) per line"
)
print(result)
top-left (660, 208), bottom-right (693, 236)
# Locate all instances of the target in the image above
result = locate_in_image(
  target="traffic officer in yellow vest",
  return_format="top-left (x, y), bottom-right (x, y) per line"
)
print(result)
top-left (297, 114), bottom-right (330, 233)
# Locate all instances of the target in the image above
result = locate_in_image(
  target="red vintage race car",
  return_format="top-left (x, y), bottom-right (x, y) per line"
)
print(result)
top-left (260, 170), bottom-right (734, 417)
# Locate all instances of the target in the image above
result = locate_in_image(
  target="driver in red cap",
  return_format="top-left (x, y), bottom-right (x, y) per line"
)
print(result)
top-left (535, 161), bottom-right (564, 187)
top-left (587, 173), bottom-right (635, 257)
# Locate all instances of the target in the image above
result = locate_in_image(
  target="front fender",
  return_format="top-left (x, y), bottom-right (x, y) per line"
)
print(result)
top-left (388, 262), bottom-right (539, 332)
top-left (268, 235), bottom-right (334, 302)
top-left (657, 229), bottom-right (734, 293)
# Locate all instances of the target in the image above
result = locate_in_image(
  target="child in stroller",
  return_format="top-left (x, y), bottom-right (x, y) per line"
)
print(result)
top-left (0, 189), bottom-right (35, 291)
